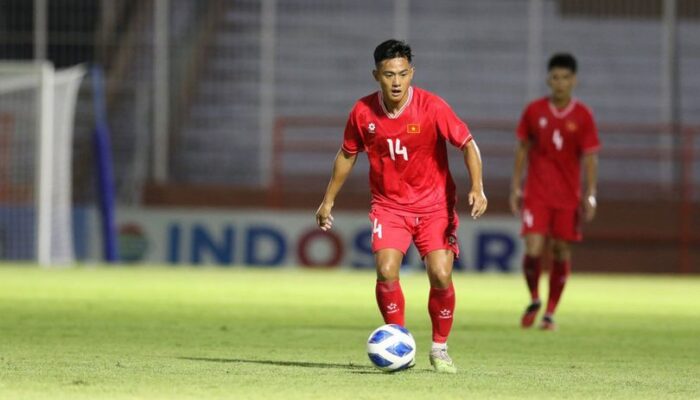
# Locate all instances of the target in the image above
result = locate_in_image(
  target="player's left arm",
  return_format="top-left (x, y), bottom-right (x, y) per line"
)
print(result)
top-left (432, 97), bottom-right (488, 218)
top-left (582, 152), bottom-right (598, 222)
top-left (432, 98), bottom-right (487, 218)
top-left (580, 107), bottom-right (601, 222)
top-left (463, 140), bottom-right (488, 219)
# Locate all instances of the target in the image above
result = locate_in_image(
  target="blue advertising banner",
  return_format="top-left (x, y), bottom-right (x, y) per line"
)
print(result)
top-left (0, 206), bottom-right (91, 262)
top-left (91, 208), bottom-right (523, 272)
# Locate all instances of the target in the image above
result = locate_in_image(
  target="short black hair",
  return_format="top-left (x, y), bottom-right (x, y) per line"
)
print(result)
top-left (374, 39), bottom-right (412, 66)
top-left (548, 53), bottom-right (577, 73)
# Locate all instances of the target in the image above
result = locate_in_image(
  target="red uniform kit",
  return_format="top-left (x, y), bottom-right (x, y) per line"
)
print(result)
top-left (517, 97), bottom-right (600, 241)
top-left (342, 86), bottom-right (473, 257)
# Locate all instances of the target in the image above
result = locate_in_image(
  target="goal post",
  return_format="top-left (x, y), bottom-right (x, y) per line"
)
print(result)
top-left (0, 61), bottom-right (85, 266)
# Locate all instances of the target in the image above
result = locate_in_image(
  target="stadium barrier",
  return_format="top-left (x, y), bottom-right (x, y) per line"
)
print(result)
top-left (142, 118), bottom-right (698, 273)
top-left (284, 117), bottom-right (700, 273)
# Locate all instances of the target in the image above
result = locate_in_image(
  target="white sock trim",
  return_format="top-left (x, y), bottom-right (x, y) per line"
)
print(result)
top-left (431, 342), bottom-right (447, 351)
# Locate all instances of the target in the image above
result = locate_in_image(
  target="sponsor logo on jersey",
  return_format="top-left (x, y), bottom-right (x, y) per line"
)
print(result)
top-left (566, 120), bottom-right (578, 132)
top-left (368, 122), bottom-right (376, 134)
top-left (407, 123), bottom-right (420, 134)
top-left (539, 117), bottom-right (548, 128)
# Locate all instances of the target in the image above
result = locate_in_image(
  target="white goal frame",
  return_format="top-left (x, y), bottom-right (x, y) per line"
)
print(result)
top-left (0, 61), bottom-right (84, 266)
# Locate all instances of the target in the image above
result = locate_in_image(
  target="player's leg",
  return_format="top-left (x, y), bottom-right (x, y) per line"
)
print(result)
top-left (424, 249), bottom-right (457, 373)
top-left (375, 249), bottom-right (406, 326)
top-left (520, 201), bottom-right (552, 328)
top-left (524, 233), bottom-right (547, 300)
top-left (425, 249), bottom-right (456, 342)
top-left (370, 207), bottom-right (412, 327)
top-left (540, 239), bottom-right (571, 330)
top-left (541, 208), bottom-right (580, 330)
top-left (415, 210), bottom-right (459, 373)
top-left (375, 249), bottom-right (416, 369)
top-left (520, 233), bottom-right (546, 327)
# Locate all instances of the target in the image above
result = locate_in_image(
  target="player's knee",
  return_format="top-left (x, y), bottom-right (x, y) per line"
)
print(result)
top-left (551, 240), bottom-right (571, 260)
top-left (524, 235), bottom-right (545, 257)
top-left (376, 263), bottom-right (400, 281)
top-left (428, 266), bottom-right (452, 287)
top-left (525, 242), bottom-right (544, 257)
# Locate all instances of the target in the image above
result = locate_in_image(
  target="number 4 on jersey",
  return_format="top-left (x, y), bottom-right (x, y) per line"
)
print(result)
top-left (387, 138), bottom-right (408, 161)
top-left (552, 129), bottom-right (563, 151)
top-left (373, 218), bottom-right (383, 240)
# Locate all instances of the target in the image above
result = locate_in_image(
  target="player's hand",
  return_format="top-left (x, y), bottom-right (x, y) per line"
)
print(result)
top-left (315, 201), bottom-right (335, 231)
top-left (509, 188), bottom-right (522, 215)
top-left (468, 188), bottom-right (488, 219)
top-left (582, 194), bottom-right (597, 222)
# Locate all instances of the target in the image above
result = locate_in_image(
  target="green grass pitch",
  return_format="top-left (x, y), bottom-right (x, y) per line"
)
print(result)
top-left (0, 266), bottom-right (698, 399)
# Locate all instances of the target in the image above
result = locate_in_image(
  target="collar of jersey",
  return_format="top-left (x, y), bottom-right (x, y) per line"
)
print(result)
top-left (378, 86), bottom-right (413, 119)
top-left (548, 97), bottom-right (577, 119)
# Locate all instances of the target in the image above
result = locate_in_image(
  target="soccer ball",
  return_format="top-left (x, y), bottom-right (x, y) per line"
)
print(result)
top-left (366, 324), bottom-right (416, 372)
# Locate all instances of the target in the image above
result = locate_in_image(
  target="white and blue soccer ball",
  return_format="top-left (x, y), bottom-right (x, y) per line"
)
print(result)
top-left (366, 324), bottom-right (416, 372)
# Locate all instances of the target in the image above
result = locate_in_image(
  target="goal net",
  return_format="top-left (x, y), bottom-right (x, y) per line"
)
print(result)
top-left (0, 62), bottom-right (85, 266)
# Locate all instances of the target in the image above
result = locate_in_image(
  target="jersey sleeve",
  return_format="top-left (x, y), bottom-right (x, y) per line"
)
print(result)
top-left (434, 100), bottom-right (473, 150)
top-left (580, 108), bottom-right (601, 154)
top-left (341, 106), bottom-right (364, 154)
top-left (516, 106), bottom-right (531, 141)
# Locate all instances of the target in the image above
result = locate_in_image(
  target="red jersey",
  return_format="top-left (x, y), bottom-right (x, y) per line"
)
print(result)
top-left (342, 86), bottom-right (473, 215)
top-left (517, 97), bottom-right (600, 209)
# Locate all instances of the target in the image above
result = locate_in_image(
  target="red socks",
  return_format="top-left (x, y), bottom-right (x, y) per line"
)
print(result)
top-left (375, 280), bottom-right (405, 326)
top-left (428, 283), bottom-right (455, 343)
top-left (523, 255), bottom-right (542, 301)
top-left (377, 280), bottom-right (455, 343)
top-left (546, 259), bottom-right (571, 315)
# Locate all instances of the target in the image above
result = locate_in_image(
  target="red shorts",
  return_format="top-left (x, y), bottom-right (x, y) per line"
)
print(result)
top-left (368, 206), bottom-right (460, 258)
top-left (521, 199), bottom-right (581, 242)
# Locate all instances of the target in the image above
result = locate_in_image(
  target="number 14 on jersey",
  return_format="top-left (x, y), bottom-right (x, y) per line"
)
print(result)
top-left (387, 138), bottom-right (408, 161)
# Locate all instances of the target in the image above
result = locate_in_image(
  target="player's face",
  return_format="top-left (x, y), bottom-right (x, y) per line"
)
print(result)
top-left (547, 67), bottom-right (576, 102)
top-left (373, 57), bottom-right (414, 108)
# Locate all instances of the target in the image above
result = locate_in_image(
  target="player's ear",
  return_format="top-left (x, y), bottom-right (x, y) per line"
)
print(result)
top-left (372, 69), bottom-right (379, 82)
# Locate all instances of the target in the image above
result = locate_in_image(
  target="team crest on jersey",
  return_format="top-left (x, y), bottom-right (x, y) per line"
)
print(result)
top-left (539, 117), bottom-right (548, 128)
top-left (368, 122), bottom-right (376, 134)
top-left (407, 123), bottom-right (420, 134)
top-left (566, 120), bottom-right (578, 132)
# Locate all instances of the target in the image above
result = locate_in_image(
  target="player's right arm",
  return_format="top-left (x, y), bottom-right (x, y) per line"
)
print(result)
top-left (510, 140), bottom-right (530, 215)
top-left (511, 106), bottom-right (532, 215)
top-left (317, 107), bottom-right (364, 231)
top-left (316, 149), bottom-right (358, 231)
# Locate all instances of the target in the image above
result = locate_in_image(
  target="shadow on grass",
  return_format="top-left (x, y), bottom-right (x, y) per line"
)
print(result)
top-left (348, 369), bottom-right (434, 375)
top-left (179, 356), bottom-right (380, 372)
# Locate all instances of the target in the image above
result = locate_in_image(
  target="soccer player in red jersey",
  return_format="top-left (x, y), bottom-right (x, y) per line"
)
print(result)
top-left (510, 53), bottom-right (600, 331)
top-left (315, 39), bottom-right (487, 373)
